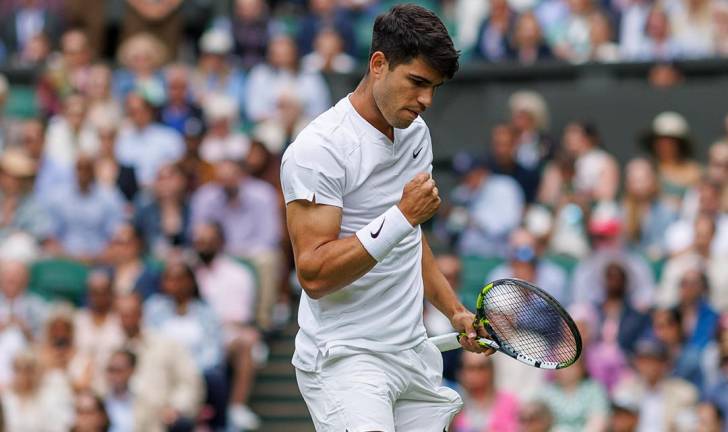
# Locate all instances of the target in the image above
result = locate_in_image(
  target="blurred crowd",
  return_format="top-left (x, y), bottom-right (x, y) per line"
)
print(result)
top-left (430, 91), bottom-right (728, 432)
top-left (0, 0), bottom-right (726, 431)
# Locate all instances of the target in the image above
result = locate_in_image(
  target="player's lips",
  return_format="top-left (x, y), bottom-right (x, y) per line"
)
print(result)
top-left (405, 109), bottom-right (421, 118)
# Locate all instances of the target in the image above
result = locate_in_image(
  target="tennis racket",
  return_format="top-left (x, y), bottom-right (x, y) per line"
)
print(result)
top-left (429, 278), bottom-right (581, 369)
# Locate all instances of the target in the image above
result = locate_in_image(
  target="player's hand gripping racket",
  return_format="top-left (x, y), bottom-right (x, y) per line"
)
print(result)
top-left (430, 278), bottom-right (582, 369)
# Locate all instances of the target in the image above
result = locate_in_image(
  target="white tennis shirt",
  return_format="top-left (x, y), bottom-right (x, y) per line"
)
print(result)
top-left (281, 95), bottom-right (434, 372)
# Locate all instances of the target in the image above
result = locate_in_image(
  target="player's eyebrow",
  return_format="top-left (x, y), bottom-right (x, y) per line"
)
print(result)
top-left (409, 73), bottom-right (443, 87)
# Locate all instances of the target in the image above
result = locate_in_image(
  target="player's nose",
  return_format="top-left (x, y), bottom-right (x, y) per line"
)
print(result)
top-left (417, 88), bottom-right (434, 110)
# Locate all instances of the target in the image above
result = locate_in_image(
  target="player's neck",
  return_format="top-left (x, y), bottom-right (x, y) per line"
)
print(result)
top-left (350, 81), bottom-right (394, 141)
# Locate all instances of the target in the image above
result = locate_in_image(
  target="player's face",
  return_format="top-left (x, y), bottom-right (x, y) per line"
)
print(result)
top-left (372, 55), bottom-right (445, 129)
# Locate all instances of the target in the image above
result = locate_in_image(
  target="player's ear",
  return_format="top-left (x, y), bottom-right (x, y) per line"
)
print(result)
top-left (369, 51), bottom-right (388, 78)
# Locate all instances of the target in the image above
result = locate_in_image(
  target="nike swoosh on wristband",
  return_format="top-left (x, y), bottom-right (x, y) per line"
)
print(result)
top-left (413, 146), bottom-right (424, 159)
top-left (370, 218), bottom-right (385, 238)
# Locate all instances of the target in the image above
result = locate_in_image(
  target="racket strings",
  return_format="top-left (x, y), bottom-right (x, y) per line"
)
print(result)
top-left (483, 281), bottom-right (578, 364)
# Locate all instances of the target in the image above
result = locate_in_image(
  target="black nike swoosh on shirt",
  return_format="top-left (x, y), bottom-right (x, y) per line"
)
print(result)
top-left (370, 218), bottom-right (386, 238)
top-left (413, 146), bottom-right (424, 159)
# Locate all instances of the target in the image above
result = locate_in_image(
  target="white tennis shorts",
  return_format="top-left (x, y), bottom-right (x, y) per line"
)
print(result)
top-left (295, 340), bottom-right (463, 432)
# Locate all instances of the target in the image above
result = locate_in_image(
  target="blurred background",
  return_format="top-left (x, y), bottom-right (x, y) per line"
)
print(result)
top-left (0, 0), bottom-right (727, 431)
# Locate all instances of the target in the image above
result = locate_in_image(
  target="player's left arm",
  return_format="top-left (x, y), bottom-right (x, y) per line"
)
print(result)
top-left (421, 234), bottom-right (494, 354)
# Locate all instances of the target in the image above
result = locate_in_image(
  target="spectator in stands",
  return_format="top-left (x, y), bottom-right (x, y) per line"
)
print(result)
top-left (488, 228), bottom-right (569, 305)
top-left (301, 27), bottom-right (356, 74)
top-left (86, 64), bottom-right (124, 133)
top-left (40, 304), bottom-right (94, 392)
top-left (190, 28), bottom-right (247, 114)
top-left (714, 2), bottom-right (728, 57)
top-left (642, 111), bottom-right (703, 212)
top-left (648, 62), bottom-right (686, 88)
top-left (246, 34), bottom-right (331, 124)
top-left (104, 349), bottom-right (136, 432)
top-left (252, 88), bottom-right (312, 154)
top-left (621, 157), bottom-right (677, 260)
top-left (608, 392), bottom-right (641, 432)
top-left (474, 0), bottom-right (516, 62)
top-left (571, 202), bottom-right (656, 309)
top-left (200, 94), bottom-right (250, 163)
top-left (44, 155), bottom-right (125, 261)
top-left (518, 400), bottom-right (554, 432)
top-left (230, 0), bottom-right (275, 70)
top-left (144, 259), bottom-right (228, 429)
top-left (589, 11), bottom-right (620, 62)
top-left (115, 92), bottom-right (184, 187)
top-left (509, 11), bottom-right (553, 65)
top-left (43, 93), bottom-right (100, 170)
top-left (120, 0), bottom-right (184, 60)
top-left (696, 402), bottom-right (725, 432)
top-left (2, 350), bottom-right (74, 432)
top-left (36, 29), bottom-right (93, 117)
top-left (245, 139), bottom-right (283, 189)
top-left (539, 357), bottom-right (609, 431)
top-left (487, 122), bottom-right (540, 203)
top-left (706, 327), bottom-right (728, 427)
top-left (674, 269), bottom-right (719, 350)
top-left (508, 90), bottom-right (555, 170)
top-left (160, 64), bottom-right (203, 136)
top-left (455, 156), bottom-right (524, 258)
top-left (74, 269), bottom-right (125, 390)
top-left (563, 121), bottom-right (619, 203)
top-left (619, 0), bottom-right (652, 60)
top-left (193, 221), bottom-right (263, 430)
top-left (0, 148), bottom-right (52, 242)
top-left (630, 6), bottom-right (682, 61)
top-left (613, 338), bottom-right (698, 431)
top-left (72, 391), bottom-right (110, 432)
top-left (113, 33), bottom-right (167, 103)
top-left (105, 222), bottom-right (161, 299)
top-left (670, 0), bottom-right (715, 58)
top-left (133, 163), bottom-right (190, 257)
top-left (451, 352), bottom-right (519, 432)
top-left (116, 293), bottom-right (203, 432)
top-left (178, 118), bottom-right (215, 191)
top-left (15, 117), bottom-right (46, 164)
top-left (296, 0), bottom-right (356, 57)
top-left (550, 0), bottom-right (596, 63)
top-left (660, 213), bottom-right (728, 311)
top-left (650, 307), bottom-right (704, 389)
top-left (190, 159), bottom-right (281, 329)
top-left (93, 116), bottom-right (139, 203)
top-left (0, 0), bottom-right (62, 62)
top-left (683, 141), bottom-right (728, 221)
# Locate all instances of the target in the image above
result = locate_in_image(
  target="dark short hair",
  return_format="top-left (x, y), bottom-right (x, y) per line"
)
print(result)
top-left (370, 4), bottom-right (459, 79)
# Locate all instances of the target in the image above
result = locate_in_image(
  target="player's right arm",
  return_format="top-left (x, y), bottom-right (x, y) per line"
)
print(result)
top-left (287, 172), bottom-right (440, 300)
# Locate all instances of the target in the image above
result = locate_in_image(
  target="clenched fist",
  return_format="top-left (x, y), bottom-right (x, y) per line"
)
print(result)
top-left (398, 172), bottom-right (441, 226)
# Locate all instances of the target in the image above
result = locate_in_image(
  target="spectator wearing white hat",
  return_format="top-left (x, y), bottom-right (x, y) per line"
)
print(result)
top-left (642, 111), bottom-right (703, 212)
top-left (200, 94), bottom-right (250, 163)
top-left (508, 90), bottom-right (556, 170)
top-left (190, 28), bottom-right (247, 117)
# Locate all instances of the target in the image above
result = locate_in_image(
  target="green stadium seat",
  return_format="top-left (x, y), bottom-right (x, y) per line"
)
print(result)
top-left (459, 255), bottom-right (504, 311)
top-left (29, 258), bottom-right (89, 306)
top-left (6, 85), bottom-right (38, 118)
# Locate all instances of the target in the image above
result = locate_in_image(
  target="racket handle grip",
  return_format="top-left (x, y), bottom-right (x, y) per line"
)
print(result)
top-left (429, 332), bottom-right (500, 352)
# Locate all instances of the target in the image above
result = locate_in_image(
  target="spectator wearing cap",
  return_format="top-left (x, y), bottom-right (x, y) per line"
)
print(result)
top-left (120, 0), bottom-right (184, 60)
top-left (200, 94), bottom-right (251, 163)
top-left (42, 155), bottom-right (125, 262)
top-left (113, 33), bottom-right (167, 103)
top-left (301, 27), bottom-right (356, 74)
top-left (455, 152), bottom-right (524, 258)
top-left (193, 221), bottom-right (263, 430)
top-left (571, 201), bottom-right (656, 310)
top-left (642, 111), bottom-right (703, 212)
top-left (488, 228), bottom-right (569, 305)
top-left (0, 147), bottom-right (52, 242)
top-left (296, 0), bottom-right (356, 57)
top-left (190, 28), bottom-right (247, 116)
top-left (508, 90), bottom-right (555, 170)
top-left (230, 0), bottom-right (278, 70)
top-left (36, 29), bottom-right (93, 117)
top-left (613, 338), bottom-right (698, 432)
top-left (621, 157), bottom-right (678, 260)
top-left (116, 293), bottom-right (203, 432)
top-left (472, 0), bottom-right (516, 62)
top-left (190, 159), bottom-right (281, 329)
top-left (246, 34), bottom-right (331, 124)
top-left (486, 122), bottom-right (541, 203)
top-left (451, 352), bottom-right (519, 432)
top-left (132, 162), bottom-right (191, 257)
top-left (115, 92), bottom-right (184, 187)
top-left (160, 64), bottom-right (203, 136)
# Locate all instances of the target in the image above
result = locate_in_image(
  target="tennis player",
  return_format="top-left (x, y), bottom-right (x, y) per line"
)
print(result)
top-left (281, 4), bottom-right (493, 431)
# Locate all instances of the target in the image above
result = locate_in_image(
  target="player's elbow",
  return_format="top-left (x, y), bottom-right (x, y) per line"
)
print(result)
top-left (298, 276), bottom-right (330, 300)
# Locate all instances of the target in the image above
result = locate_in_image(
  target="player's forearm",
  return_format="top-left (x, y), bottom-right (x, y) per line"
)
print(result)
top-left (421, 236), bottom-right (466, 319)
top-left (296, 235), bottom-right (376, 299)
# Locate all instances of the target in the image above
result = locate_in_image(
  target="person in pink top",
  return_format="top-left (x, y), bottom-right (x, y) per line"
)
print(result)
top-left (451, 351), bottom-right (519, 432)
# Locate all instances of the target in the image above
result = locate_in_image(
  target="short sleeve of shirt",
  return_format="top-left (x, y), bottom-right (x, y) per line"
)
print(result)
top-left (280, 138), bottom-right (345, 208)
